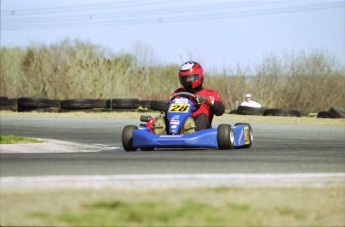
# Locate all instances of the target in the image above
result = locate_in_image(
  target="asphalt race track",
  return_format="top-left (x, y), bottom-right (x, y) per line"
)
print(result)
top-left (1, 115), bottom-right (345, 178)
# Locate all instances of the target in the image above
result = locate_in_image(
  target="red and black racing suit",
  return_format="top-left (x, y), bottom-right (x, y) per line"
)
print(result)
top-left (170, 87), bottom-right (225, 130)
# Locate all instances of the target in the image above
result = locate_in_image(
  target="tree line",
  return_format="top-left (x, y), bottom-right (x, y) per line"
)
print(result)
top-left (1, 39), bottom-right (344, 113)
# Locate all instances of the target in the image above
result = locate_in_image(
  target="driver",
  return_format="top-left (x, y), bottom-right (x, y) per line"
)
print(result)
top-left (170, 61), bottom-right (225, 130)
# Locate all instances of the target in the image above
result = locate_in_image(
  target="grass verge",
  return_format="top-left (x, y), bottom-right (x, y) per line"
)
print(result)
top-left (0, 187), bottom-right (344, 226)
top-left (0, 134), bottom-right (42, 144)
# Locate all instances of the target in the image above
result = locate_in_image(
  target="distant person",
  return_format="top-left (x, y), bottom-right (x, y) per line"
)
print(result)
top-left (240, 93), bottom-right (262, 108)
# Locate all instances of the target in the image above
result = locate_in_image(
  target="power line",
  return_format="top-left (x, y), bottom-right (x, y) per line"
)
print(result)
top-left (2, 1), bottom-right (344, 30)
top-left (0, 0), bottom-right (182, 15)
top-left (2, 1), bottom-right (287, 23)
top-left (2, 0), bottom-right (288, 18)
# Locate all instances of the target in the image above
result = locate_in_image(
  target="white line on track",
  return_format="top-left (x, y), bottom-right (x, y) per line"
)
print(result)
top-left (1, 173), bottom-right (344, 189)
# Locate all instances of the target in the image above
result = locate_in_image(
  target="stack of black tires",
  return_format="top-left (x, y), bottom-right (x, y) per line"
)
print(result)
top-left (235, 106), bottom-right (301, 117)
top-left (316, 107), bottom-right (345, 119)
top-left (0, 97), bottom-right (169, 112)
top-left (0, 96), bottom-right (17, 111)
top-left (232, 105), bottom-right (345, 118)
top-left (1, 96), bottom-right (344, 118)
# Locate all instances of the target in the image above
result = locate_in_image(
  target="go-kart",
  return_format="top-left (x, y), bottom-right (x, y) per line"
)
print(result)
top-left (122, 92), bottom-right (253, 151)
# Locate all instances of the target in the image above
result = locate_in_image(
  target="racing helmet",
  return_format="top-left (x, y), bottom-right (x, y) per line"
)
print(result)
top-left (179, 61), bottom-right (204, 92)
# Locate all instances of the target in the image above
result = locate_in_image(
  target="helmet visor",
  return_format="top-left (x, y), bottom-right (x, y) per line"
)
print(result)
top-left (179, 74), bottom-right (199, 86)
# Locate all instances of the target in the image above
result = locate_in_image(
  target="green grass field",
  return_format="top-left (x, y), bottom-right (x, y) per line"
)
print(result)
top-left (0, 134), bottom-right (42, 144)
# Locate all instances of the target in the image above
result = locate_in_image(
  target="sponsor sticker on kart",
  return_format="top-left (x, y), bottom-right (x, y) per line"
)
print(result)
top-left (169, 104), bottom-right (190, 113)
top-left (171, 115), bottom-right (180, 120)
top-left (171, 119), bottom-right (180, 125)
top-left (244, 127), bottom-right (250, 144)
top-left (174, 98), bottom-right (189, 104)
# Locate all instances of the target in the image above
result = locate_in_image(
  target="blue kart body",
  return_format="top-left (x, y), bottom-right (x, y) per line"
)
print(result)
top-left (132, 126), bottom-right (249, 149)
top-left (122, 92), bottom-right (252, 151)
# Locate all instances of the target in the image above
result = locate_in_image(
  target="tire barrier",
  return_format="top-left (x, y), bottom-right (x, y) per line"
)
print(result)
top-left (0, 96), bottom-right (16, 111)
top-left (0, 96), bottom-right (8, 105)
top-left (17, 97), bottom-right (51, 112)
top-left (151, 100), bottom-right (169, 111)
top-left (93, 99), bottom-right (107, 109)
top-left (106, 98), bottom-right (140, 110)
top-left (61, 99), bottom-right (94, 110)
top-left (236, 106), bottom-right (266, 116)
top-left (317, 111), bottom-right (332, 118)
top-left (329, 107), bottom-right (345, 118)
top-left (0, 96), bottom-right (343, 118)
top-left (263, 108), bottom-right (301, 117)
top-left (50, 100), bottom-right (61, 109)
top-left (317, 107), bottom-right (345, 119)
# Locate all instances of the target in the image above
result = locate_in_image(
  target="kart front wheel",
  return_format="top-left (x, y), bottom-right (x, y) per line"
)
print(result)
top-left (217, 124), bottom-right (234, 149)
top-left (122, 125), bottom-right (138, 152)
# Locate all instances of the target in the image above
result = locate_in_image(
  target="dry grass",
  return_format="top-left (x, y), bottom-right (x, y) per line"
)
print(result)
top-left (1, 187), bottom-right (344, 226)
top-left (1, 40), bottom-right (344, 113)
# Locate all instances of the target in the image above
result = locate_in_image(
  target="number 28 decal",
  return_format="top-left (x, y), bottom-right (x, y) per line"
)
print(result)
top-left (169, 104), bottom-right (190, 112)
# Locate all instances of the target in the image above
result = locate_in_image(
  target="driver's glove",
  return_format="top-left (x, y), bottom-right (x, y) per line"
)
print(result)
top-left (196, 95), bottom-right (215, 107)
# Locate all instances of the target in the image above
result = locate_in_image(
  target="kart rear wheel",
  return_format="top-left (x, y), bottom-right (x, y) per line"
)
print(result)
top-left (217, 124), bottom-right (234, 150)
top-left (122, 125), bottom-right (138, 152)
top-left (235, 123), bottom-right (253, 148)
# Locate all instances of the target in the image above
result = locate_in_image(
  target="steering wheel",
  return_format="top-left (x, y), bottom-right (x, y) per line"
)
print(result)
top-left (170, 92), bottom-right (196, 101)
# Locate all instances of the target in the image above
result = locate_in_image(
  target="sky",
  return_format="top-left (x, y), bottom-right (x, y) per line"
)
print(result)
top-left (1, 0), bottom-right (345, 72)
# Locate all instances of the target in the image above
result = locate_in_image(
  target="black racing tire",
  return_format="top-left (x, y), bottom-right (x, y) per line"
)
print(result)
top-left (122, 125), bottom-right (138, 152)
top-left (50, 100), bottom-right (61, 108)
top-left (0, 106), bottom-right (14, 111)
top-left (60, 99), bottom-right (94, 110)
top-left (217, 124), bottom-right (234, 150)
top-left (0, 96), bottom-right (9, 106)
top-left (263, 108), bottom-right (301, 117)
top-left (151, 100), bottom-right (168, 111)
top-left (234, 123), bottom-right (253, 148)
top-left (17, 97), bottom-right (51, 112)
top-left (8, 98), bottom-right (18, 107)
top-left (36, 108), bottom-right (59, 113)
top-left (317, 111), bottom-right (332, 118)
top-left (329, 107), bottom-right (345, 118)
top-left (93, 99), bottom-right (107, 108)
top-left (106, 98), bottom-right (139, 109)
top-left (237, 106), bottom-right (265, 115)
top-left (0, 98), bottom-right (18, 110)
